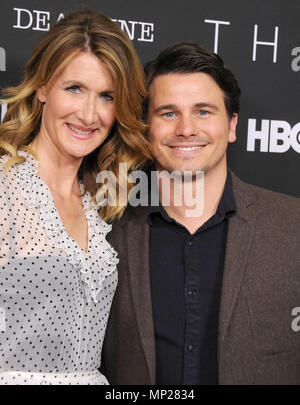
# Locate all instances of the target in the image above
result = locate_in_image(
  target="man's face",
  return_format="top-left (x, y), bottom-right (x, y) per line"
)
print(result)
top-left (147, 72), bottom-right (237, 176)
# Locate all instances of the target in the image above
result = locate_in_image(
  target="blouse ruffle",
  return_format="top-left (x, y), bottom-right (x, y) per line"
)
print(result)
top-left (15, 150), bottom-right (118, 304)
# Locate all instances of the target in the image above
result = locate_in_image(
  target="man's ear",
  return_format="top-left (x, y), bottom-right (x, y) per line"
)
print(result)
top-left (36, 85), bottom-right (47, 103)
top-left (228, 113), bottom-right (238, 143)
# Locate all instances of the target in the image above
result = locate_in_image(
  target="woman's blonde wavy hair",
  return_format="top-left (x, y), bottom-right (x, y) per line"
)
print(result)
top-left (0, 9), bottom-right (152, 221)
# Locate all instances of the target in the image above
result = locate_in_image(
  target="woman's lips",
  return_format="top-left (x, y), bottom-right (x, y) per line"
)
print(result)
top-left (66, 123), bottom-right (97, 139)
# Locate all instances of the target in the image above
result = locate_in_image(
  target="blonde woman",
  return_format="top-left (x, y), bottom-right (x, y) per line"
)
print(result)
top-left (0, 10), bottom-right (151, 385)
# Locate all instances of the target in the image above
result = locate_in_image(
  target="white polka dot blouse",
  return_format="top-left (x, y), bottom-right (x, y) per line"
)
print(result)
top-left (0, 151), bottom-right (119, 385)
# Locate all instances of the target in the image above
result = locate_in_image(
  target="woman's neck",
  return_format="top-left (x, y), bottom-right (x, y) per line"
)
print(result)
top-left (30, 138), bottom-right (82, 198)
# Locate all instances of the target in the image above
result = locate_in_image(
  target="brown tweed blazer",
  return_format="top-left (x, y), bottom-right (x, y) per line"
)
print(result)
top-left (102, 172), bottom-right (300, 385)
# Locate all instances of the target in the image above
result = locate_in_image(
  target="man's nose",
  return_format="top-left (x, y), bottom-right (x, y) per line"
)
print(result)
top-left (175, 115), bottom-right (198, 137)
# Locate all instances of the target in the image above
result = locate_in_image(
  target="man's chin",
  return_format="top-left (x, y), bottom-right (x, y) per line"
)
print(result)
top-left (167, 167), bottom-right (205, 176)
top-left (154, 167), bottom-right (205, 183)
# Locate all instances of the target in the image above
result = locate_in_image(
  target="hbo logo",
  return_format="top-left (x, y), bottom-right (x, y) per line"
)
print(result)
top-left (247, 119), bottom-right (300, 153)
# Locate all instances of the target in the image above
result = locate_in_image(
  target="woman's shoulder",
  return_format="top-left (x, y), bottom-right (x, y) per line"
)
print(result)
top-left (0, 153), bottom-right (10, 166)
top-left (0, 154), bottom-right (20, 188)
top-left (0, 154), bottom-right (11, 179)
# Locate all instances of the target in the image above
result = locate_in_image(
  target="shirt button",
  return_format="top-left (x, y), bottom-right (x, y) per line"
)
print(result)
top-left (188, 241), bottom-right (192, 246)
top-left (188, 290), bottom-right (193, 296)
top-left (188, 344), bottom-right (194, 352)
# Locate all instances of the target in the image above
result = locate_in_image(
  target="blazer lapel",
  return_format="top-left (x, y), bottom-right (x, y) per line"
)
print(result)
top-left (126, 207), bottom-right (156, 384)
top-left (218, 174), bottom-right (258, 360)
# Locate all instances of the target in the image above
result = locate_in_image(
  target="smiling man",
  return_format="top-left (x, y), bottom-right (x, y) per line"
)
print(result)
top-left (146, 64), bottom-right (238, 233)
top-left (102, 42), bottom-right (300, 385)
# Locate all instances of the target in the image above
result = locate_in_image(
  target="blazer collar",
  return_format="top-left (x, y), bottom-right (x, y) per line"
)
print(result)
top-left (218, 171), bottom-right (258, 359)
top-left (125, 206), bottom-right (156, 384)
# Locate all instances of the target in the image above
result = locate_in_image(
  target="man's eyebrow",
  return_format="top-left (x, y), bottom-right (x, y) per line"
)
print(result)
top-left (153, 104), bottom-right (176, 114)
top-left (153, 102), bottom-right (219, 114)
top-left (194, 102), bottom-right (219, 110)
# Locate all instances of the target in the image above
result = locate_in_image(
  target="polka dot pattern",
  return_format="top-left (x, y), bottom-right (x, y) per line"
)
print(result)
top-left (0, 152), bottom-right (118, 385)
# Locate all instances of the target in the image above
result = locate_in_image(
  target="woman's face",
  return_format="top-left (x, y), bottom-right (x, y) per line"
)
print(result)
top-left (36, 51), bottom-right (115, 162)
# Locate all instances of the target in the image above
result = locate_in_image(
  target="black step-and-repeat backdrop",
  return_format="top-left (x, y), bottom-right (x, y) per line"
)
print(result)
top-left (1, 0), bottom-right (299, 197)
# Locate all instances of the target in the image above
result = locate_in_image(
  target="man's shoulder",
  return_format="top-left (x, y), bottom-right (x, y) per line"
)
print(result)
top-left (106, 206), bottom-right (149, 252)
top-left (107, 205), bottom-right (148, 240)
top-left (231, 170), bottom-right (300, 219)
top-left (113, 205), bottom-right (148, 224)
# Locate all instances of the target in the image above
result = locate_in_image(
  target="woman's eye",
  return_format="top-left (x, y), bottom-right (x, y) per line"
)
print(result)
top-left (66, 85), bottom-right (80, 93)
top-left (101, 93), bottom-right (114, 102)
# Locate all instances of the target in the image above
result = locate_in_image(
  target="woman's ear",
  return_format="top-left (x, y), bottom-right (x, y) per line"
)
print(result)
top-left (36, 86), bottom-right (47, 103)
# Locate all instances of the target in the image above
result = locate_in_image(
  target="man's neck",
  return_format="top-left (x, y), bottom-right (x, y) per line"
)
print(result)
top-left (161, 167), bottom-right (228, 234)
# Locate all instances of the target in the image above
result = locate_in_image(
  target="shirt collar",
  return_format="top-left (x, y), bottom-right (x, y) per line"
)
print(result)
top-left (147, 171), bottom-right (237, 225)
top-left (217, 171), bottom-right (237, 219)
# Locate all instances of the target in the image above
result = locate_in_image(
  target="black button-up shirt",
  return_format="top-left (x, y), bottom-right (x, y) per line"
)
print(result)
top-left (148, 173), bottom-right (236, 385)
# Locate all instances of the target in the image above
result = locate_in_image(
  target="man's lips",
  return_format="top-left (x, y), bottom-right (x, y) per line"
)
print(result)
top-left (168, 144), bottom-right (207, 151)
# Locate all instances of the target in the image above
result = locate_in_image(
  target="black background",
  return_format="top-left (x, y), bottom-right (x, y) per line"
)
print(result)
top-left (1, 0), bottom-right (299, 197)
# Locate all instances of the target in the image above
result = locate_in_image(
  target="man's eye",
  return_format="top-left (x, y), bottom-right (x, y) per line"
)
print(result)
top-left (199, 110), bottom-right (209, 116)
top-left (66, 85), bottom-right (80, 93)
top-left (163, 112), bottom-right (175, 118)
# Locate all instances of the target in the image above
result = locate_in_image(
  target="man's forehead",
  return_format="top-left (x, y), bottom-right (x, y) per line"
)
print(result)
top-left (148, 72), bottom-right (224, 105)
top-left (150, 71), bottom-right (214, 86)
